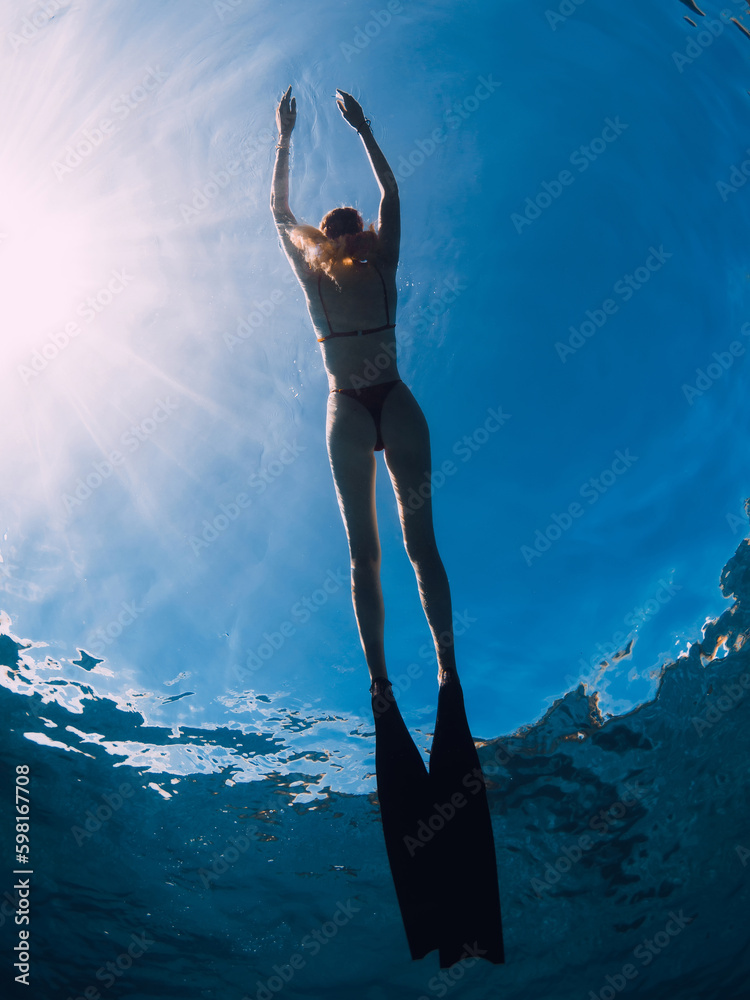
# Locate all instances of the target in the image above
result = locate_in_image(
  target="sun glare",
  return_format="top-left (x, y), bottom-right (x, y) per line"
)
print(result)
top-left (0, 180), bottom-right (95, 365)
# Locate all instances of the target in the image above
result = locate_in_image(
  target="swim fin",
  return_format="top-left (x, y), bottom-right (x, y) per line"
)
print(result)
top-left (371, 674), bottom-right (504, 968)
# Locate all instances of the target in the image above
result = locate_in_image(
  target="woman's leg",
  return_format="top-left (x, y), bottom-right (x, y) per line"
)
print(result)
top-left (328, 390), bottom-right (443, 958)
top-left (380, 383), bottom-right (457, 678)
top-left (380, 384), bottom-right (503, 967)
top-left (326, 390), bottom-right (387, 681)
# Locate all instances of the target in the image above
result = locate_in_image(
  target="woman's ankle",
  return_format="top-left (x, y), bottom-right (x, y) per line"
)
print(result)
top-left (369, 675), bottom-right (392, 697)
top-left (438, 665), bottom-right (459, 686)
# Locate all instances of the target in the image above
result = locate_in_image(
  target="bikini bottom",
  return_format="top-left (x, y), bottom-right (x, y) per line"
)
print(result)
top-left (331, 379), bottom-right (402, 451)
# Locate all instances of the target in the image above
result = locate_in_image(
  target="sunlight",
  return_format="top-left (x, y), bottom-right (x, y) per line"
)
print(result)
top-left (0, 177), bottom-right (95, 368)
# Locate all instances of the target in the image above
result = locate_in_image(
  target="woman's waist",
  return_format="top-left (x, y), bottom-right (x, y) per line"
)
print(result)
top-left (319, 329), bottom-right (400, 387)
top-left (325, 355), bottom-right (401, 392)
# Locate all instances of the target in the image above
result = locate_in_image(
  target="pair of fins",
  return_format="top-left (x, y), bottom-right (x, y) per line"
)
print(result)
top-left (371, 671), bottom-right (505, 968)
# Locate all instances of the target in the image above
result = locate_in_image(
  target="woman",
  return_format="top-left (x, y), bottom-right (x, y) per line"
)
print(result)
top-left (270, 85), bottom-right (503, 968)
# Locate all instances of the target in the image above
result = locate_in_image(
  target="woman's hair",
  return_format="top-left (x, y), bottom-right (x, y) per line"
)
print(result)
top-left (290, 206), bottom-right (379, 281)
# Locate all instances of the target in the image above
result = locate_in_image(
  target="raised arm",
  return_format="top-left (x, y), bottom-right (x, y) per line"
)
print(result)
top-left (271, 86), bottom-right (314, 282)
top-left (271, 86), bottom-right (296, 225)
top-left (336, 90), bottom-right (400, 265)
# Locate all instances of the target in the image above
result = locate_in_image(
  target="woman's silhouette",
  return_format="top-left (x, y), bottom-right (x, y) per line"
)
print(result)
top-left (270, 85), bottom-right (503, 968)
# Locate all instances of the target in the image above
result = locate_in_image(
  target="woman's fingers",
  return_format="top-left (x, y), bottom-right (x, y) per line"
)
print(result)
top-left (336, 90), bottom-right (365, 129)
top-left (279, 85), bottom-right (294, 112)
top-left (276, 86), bottom-right (296, 135)
top-left (277, 86), bottom-right (297, 122)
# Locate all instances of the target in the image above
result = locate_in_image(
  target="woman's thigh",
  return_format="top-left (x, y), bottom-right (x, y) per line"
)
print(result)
top-left (381, 383), bottom-right (438, 547)
top-left (326, 391), bottom-right (380, 558)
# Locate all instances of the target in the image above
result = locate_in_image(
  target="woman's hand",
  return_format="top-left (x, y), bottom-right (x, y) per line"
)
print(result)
top-left (336, 89), bottom-right (369, 132)
top-left (276, 85), bottom-right (296, 138)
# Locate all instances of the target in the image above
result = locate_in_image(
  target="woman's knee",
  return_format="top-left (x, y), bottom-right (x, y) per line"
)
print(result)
top-left (350, 548), bottom-right (381, 574)
top-left (404, 536), bottom-right (442, 571)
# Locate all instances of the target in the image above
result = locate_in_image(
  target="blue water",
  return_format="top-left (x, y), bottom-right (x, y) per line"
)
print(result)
top-left (1, 0), bottom-right (750, 996)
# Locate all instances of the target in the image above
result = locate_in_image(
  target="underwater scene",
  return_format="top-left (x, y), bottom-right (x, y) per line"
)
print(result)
top-left (2, 0), bottom-right (750, 997)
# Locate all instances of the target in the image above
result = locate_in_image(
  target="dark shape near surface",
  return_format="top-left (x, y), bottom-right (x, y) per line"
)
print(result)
top-left (371, 672), bottom-right (504, 968)
top-left (677, 0), bottom-right (705, 16)
top-left (72, 649), bottom-right (104, 671)
top-left (731, 16), bottom-right (750, 41)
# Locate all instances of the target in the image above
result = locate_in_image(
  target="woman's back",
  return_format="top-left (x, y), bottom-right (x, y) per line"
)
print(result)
top-left (298, 252), bottom-right (400, 389)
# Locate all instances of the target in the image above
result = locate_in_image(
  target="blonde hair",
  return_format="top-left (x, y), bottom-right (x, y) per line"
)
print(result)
top-left (289, 223), bottom-right (380, 283)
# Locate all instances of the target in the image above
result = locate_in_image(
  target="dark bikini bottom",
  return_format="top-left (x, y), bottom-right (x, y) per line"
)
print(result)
top-left (330, 379), bottom-right (402, 451)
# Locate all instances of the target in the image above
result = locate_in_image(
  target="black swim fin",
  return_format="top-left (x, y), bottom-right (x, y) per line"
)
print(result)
top-left (429, 672), bottom-right (504, 968)
top-left (372, 675), bottom-right (504, 968)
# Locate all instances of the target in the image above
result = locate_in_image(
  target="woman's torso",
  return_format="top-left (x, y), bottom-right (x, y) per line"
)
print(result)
top-left (300, 258), bottom-right (400, 391)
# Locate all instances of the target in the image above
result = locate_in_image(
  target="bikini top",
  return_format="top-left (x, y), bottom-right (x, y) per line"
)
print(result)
top-left (316, 261), bottom-right (396, 343)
